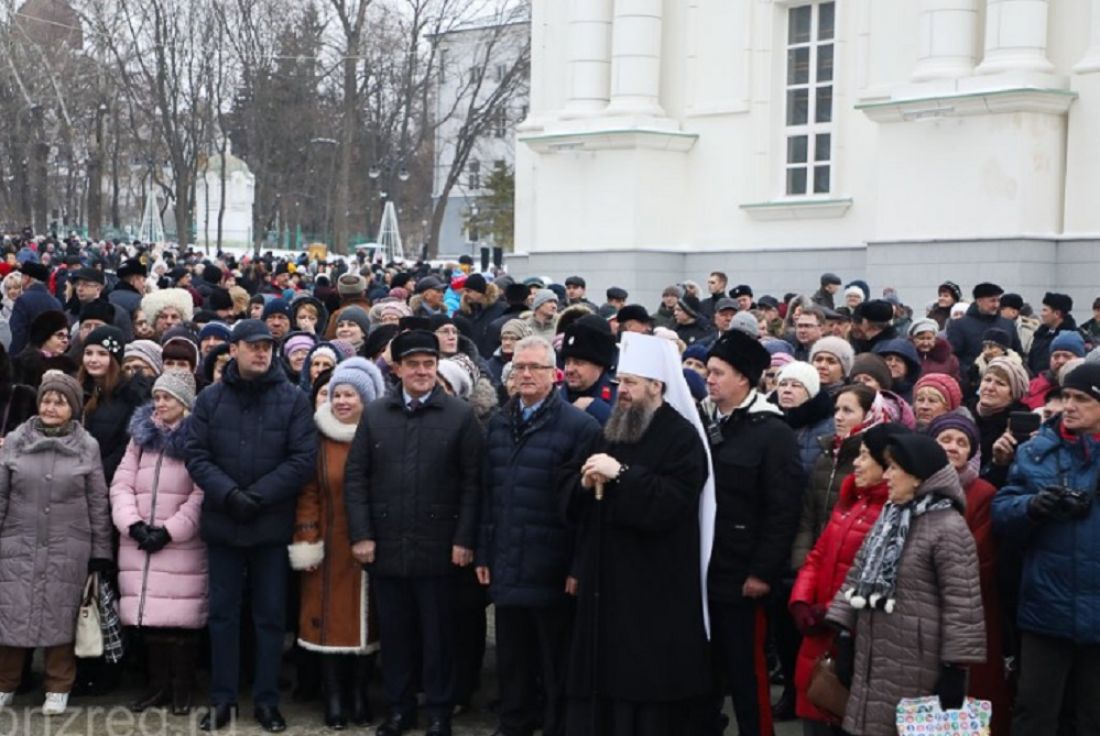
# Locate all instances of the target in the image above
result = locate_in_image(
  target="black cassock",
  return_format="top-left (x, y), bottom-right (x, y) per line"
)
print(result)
top-left (563, 402), bottom-right (712, 736)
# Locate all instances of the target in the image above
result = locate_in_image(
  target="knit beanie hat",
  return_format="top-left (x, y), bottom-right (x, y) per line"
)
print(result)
top-left (38, 370), bottom-right (83, 420)
top-left (437, 358), bottom-right (474, 400)
top-left (1063, 363), bottom-right (1100, 401)
top-left (337, 272), bottom-right (367, 296)
top-left (927, 411), bottom-right (981, 459)
top-left (850, 357), bottom-right (892, 396)
top-left (914, 373), bottom-right (962, 412)
top-left (327, 357), bottom-right (386, 406)
top-left (1059, 358), bottom-right (1085, 385)
top-left (282, 333), bottom-right (317, 359)
top-left (810, 336), bottom-right (855, 377)
top-left (500, 318), bottom-right (533, 341)
top-left (984, 356), bottom-right (1029, 400)
top-left (199, 322), bottom-right (232, 343)
top-left (729, 311), bottom-right (760, 338)
top-left (262, 298), bottom-right (292, 321)
top-left (770, 352), bottom-right (795, 371)
top-left (981, 328), bottom-right (1012, 349)
top-left (908, 318), bottom-right (938, 337)
top-left (844, 285), bottom-right (864, 301)
top-left (161, 336), bottom-right (200, 370)
top-left (1051, 331), bottom-right (1086, 358)
top-left (763, 338), bottom-right (794, 356)
top-left (531, 289), bottom-right (558, 312)
top-left (335, 306), bottom-right (371, 336)
top-left (153, 369), bottom-right (196, 410)
top-left (777, 361), bottom-right (821, 399)
top-left (886, 432), bottom-right (950, 481)
top-left (124, 340), bottom-right (163, 376)
top-left (84, 325), bottom-right (125, 364)
top-left (683, 343), bottom-right (709, 364)
top-left (862, 422), bottom-right (910, 468)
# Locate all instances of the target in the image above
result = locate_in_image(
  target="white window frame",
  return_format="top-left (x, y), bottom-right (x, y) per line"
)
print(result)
top-left (783, 1), bottom-right (835, 198)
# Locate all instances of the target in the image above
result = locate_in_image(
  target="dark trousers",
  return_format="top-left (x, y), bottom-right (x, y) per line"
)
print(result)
top-left (770, 577), bottom-right (801, 695)
top-left (710, 597), bottom-right (773, 736)
top-left (495, 599), bottom-right (573, 736)
top-left (207, 543), bottom-right (288, 707)
top-left (374, 575), bottom-right (455, 719)
top-left (1013, 632), bottom-right (1100, 736)
top-left (452, 568), bottom-right (487, 708)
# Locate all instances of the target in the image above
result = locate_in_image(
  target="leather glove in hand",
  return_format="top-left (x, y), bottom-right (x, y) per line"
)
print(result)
top-left (128, 521), bottom-right (151, 545)
top-left (1027, 488), bottom-right (1061, 521)
top-left (934, 664), bottom-right (967, 711)
top-left (225, 488), bottom-right (261, 523)
top-left (87, 558), bottom-right (114, 575)
top-left (834, 631), bottom-right (855, 689)
top-left (790, 602), bottom-right (817, 635)
top-left (139, 526), bottom-right (172, 553)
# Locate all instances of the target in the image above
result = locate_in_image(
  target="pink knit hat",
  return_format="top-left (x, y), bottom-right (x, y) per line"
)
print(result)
top-left (770, 352), bottom-right (795, 370)
top-left (914, 373), bottom-right (962, 411)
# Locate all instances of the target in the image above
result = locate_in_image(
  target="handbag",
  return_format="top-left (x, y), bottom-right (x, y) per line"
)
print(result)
top-left (806, 653), bottom-right (849, 719)
top-left (74, 574), bottom-right (104, 658)
top-left (96, 574), bottom-right (125, 663)
top-left (896, 695), bottom-right (992, 735)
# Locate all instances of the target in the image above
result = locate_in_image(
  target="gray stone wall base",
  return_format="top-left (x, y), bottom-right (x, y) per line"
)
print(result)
top-left (504, 239), bottom-right (1100, 314)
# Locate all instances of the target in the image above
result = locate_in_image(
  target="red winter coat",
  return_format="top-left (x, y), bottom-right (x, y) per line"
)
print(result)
top-left (962, 473), bottom-right (1012, 735)
top-left (1022, 372), bottom-right (1054, 410)
top-left (917, 336), bottom-right (961, 383)
top-left (789, 474), bottom-right (888, 723)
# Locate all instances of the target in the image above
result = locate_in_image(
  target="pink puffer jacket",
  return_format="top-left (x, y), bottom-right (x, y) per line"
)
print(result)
top-left (109, 405), bottom-right (207, 629)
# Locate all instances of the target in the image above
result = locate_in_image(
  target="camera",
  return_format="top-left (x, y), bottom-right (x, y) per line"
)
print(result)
top-left (1045, 485), bottom-right (1093, 521)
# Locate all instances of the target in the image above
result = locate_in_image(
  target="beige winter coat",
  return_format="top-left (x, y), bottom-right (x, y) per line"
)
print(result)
top-left (826, 464), bottom-right (986, 736)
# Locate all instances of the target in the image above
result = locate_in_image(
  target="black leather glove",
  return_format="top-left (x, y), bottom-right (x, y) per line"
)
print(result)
top-left (1027, 488), bottom-right (1061, 521)
top-left (225, 488), bottom-right (261, 523)
top-left (128, 521), bottom-right (151, 545)
top-left (139, 526), bottom-right (172, 553)
top-left (87, 558), bottom-right (114, 575)
top-left (935, 664), bottom-right (967, 711)
top-left (834, 631), bottom-right (855, 689)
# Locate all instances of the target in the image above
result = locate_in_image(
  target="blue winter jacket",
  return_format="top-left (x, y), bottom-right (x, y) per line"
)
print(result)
top-left (993, 419), bottom-right (1100, 643)
top-left (186, 359), bottom-right (317, 547)
top-left (478, 393), bottom-right (601, 607)
top-left (9, 283), bottom-right (62, 355)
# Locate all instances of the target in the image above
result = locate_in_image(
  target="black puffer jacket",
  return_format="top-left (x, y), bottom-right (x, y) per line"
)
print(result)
top-left (343, 386), bottom-right (483, 578)
top-left (791, 430), bottom-right (863, 568)
top-left (947, 303), bottom-right (1023, 378)
top-left (1027, 314), bottom-right (1080, 376)
top-left (478, 393), bottom-right (601, 607)
top-left (83, 373), bottom-right (151, 483)
top-left (186, 360), bottom-right (317, 547)
top-left (705, 392), bottom-right (803, 598)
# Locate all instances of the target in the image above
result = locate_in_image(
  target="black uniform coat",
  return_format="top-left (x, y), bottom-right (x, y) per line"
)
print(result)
top-left (563, 402), bottom-right (710, 703)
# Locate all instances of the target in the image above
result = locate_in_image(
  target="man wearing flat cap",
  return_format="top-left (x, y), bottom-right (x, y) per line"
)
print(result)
top-left (344, 330), bottom-right (483, 736)
top-left (1027, 292), bottom-right (1081, 376)
top-left (702, 330), bottom-right (803, 736)
top-left (561, 316), bottom-right (618, 426)
top-left (564, 332), bottom-right (713, 735)
top-left (564, 276), bottom-right (598, 312)
top-left (599, 286), bottom-right (628, 320)
top-left (812, 272), bottom-right (842, 310)
top-left (10, 261), bottom-right (62, 354)
top-left (947, 282), bottom-right (1023, 379)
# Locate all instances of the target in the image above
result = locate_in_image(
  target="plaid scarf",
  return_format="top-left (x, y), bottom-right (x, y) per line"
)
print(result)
top-left (842, 492), bottom-right (953, 613)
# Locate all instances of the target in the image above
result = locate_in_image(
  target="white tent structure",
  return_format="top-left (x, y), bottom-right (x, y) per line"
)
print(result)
top-left (138, 185), bottom-right (165, 245)
top-left (377, 201), bottom-right (404, 262)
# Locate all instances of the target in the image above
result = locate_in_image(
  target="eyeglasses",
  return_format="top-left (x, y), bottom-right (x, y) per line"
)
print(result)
top-left (435, 327), bottom-right (459, 336)
top-left (52, 330), bottom-right (70, 341)
top-left (764, 371), bottom-right (778, 379)
top-left (512, 363), bottom-right (554, 374)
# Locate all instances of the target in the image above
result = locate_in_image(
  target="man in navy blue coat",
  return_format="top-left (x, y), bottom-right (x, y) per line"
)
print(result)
top-left (478, 335), bottom-right (601, 736)
top-left (186, 319), bottom-right (316, 733)
top-left (9, 261), bottom-right (61, 354)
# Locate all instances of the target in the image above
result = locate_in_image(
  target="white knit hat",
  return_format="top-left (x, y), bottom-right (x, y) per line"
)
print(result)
top-left (437, 358), bottom-right (473, 400)
top-left (777, 361), bottom-right (821, 399)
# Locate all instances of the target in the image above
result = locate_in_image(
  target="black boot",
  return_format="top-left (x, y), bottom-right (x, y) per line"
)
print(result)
top-left (170, 633), bottom-right (198, 716)
top-left (348, 654), bottom-right (374, 726)
top-left (320, 655), bottom-right (347, 730)
top-left (130, 636), bottom-right (171, 712)
top-left (292, 648), bottom-right (321, 702)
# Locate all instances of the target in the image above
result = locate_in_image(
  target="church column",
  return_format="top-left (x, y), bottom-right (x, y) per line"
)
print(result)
top-left (605, 0), bottom-right (666, 117)
top-left (1074, 0), bottom-right (1100, 73)
top-left (911, 0), bottom-right (980, 80)
top-left (562, 0), bottom-right (614, 116)
top-left (975, 0), bottom-right (1055, 75)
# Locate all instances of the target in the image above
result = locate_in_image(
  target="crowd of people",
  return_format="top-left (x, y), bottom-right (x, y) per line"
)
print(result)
top-left (0, 233), bottom-right (1093, 736)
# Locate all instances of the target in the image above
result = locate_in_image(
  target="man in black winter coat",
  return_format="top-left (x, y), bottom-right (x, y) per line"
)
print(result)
top-left (344, 330), bottom-right (483, 736)
top-left (186, 319), bottom-right (317, 733)
top-left (1027, 292), bottom-right (1079, 376)
top-left (947, 282), bottom-right (1023, 379)
top-left (703, 330), bottom-right (803, 736)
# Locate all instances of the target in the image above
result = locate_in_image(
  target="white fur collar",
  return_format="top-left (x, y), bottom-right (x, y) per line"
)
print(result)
top-left (314, 402), bottom-right (358, 442)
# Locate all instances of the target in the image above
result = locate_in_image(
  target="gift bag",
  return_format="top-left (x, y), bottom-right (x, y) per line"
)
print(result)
top-left (896, 696), bottom-right (992, 735)
top-left (74, 575), bottom-right (103, 658)
top-left (96, 573), bottom-right (126, 664)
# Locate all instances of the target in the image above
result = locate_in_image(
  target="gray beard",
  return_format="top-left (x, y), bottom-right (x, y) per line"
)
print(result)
top-left (603, 400), bottom-right (657, 445)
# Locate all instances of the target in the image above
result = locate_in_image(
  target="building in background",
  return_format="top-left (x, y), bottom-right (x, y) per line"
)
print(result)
top-left (194, 147), bottom-right (256, 249)
top-left (513, 0), bottom-right (1100, 311)
top-left (432, 12), bottom-right (529, 257)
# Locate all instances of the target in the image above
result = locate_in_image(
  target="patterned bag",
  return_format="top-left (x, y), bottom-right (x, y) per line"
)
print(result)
top-left (896, 696), bottom-right (992, 735)
top-left (96, 573), bottom-right (125, 664)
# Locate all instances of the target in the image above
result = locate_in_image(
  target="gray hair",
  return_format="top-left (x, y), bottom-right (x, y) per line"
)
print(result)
top-left (513, 335), bottom-right (556, 367)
